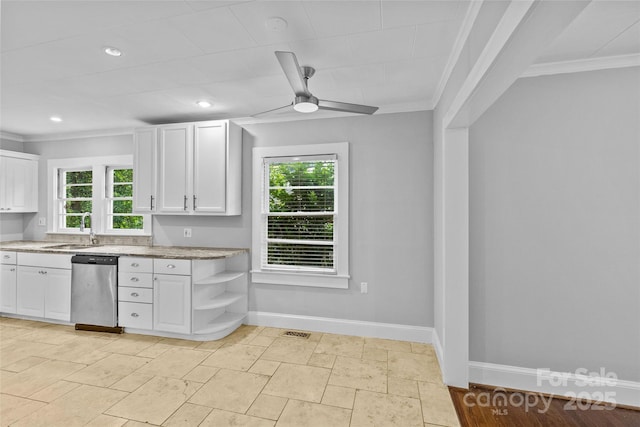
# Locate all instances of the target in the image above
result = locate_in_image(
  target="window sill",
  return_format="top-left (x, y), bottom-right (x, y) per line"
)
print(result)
top-left (251, 270), bottom-right (350, 289)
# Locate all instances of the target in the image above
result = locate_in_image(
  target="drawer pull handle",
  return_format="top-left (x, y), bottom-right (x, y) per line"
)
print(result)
top-left (131, 313), bottom-right (139, 318)
top-left (131, 292), bottom-right (139, 297)
top-left (131, 263), bottom-right (139, 267)
top-left (167, 264), bottom-right (175, 269)
top-left (130, 277), bottom-right (139, 282)
top-left (3, 255), bottom-right (9, 259)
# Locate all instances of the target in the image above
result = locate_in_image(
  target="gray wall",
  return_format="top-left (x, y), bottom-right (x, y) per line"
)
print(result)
top-left (243, 112), bottom-right (433, 327)
top-left (470, 67), bottom-right (640, 381)
top-left (20, 112), bottom-right (434, 328)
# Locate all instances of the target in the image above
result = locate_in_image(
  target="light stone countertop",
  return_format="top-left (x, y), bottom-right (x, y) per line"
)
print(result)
top-left (0, 240), bottom-right (248, 260)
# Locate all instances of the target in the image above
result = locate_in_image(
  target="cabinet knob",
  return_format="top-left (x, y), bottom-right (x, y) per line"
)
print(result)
top-left (130, 277), bottom-right (139, 282)
top-left (131, 263), bottom-right (139, 267)
top-left (131, 313), bottom-right (139, 318)
top-left (10, 268), bottom-right (15, 272)
top-left (131, 292), bottom-right (139, 297)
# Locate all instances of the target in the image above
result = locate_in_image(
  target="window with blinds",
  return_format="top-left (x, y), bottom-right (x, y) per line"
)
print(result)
top-left (262, 155), bottom-right (337, 273)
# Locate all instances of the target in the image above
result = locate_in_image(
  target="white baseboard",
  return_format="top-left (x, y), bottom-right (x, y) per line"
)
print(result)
top-left (469, 361), bottom-right (640, 408)
top-left (246, 311), bottom-right (433, 343)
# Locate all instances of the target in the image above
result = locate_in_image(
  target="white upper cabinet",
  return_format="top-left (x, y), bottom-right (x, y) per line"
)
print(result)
top-left (132, 127), bottom-right (158, 213)
top-left (193, 122), bottom-right (226, 213)
top-left (133, 120), bottom-right (241, 216)
top-left (0, 150), bottom-right (39, 213)
top-left (158, 124), bottom-right (192, 213)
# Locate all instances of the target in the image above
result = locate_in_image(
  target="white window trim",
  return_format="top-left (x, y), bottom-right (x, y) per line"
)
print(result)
top-left (251, 142), bottom-right (349, 289)
top-left (47, 155), bottom-right (152, 236)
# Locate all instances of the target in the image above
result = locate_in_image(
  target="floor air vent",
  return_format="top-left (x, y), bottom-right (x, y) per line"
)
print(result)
top-left (282, 330), bottom-right (311, 339)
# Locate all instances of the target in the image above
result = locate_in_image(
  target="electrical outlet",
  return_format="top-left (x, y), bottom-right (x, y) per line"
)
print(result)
top-left (183, 228), bottom-right (192, 238)
top-left (360, 282), bottom-right (368, 294)
top-left (38, 217), bottom-right (46, 226)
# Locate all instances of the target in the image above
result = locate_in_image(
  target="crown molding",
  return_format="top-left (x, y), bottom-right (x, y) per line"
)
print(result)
top-left (432, 0), bottom-right (484, 109)
top-left (521, 53), bottom-right (640, 78)
top-left (21, 127), bottom-right (135, 143)
top-left (0, 130), bottom-right (25, 142)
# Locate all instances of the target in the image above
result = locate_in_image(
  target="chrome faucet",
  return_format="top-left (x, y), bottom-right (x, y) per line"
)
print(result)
top-left (80, 212), bottom-right (98, 245)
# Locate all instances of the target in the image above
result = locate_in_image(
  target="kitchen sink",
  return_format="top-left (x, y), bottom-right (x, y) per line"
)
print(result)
top-left (46, 244), bottom-right (103, 250)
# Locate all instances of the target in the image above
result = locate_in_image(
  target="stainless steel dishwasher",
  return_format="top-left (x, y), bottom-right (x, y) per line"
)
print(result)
top-left (71, 254), bottom-right (121, 332)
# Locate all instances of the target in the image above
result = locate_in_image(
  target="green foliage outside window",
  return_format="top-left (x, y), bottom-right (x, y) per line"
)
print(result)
top-left (111, 168), bottom-right (143, 230)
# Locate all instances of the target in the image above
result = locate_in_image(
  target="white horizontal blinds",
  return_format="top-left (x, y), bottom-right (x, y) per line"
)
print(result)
top-left (58, 168), bottom-right (92, 229)
top-left (263, 154), bottom-right (337, 273)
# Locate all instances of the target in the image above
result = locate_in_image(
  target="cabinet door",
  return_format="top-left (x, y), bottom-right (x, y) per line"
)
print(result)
top-left (44, 268), bottom-right (71, 321)
top-left (193, 122), bottom-right (227, 213)
top-left (0, 157), bottom-right (38, 213)
top-left (133, 128), bottom-right (157, 213)
top-left (153, 274), bottom-right (191, 334)
top-left (16, 266), bottom-right (45, 317)
top-left (0, 264), bottom-right (17, 313)
top-left (157, 125), bottom-right (191, 213)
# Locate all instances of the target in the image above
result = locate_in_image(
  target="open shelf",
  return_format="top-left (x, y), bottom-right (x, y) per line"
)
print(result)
top-left (193, 271), bottom-right (246, 286)
top-left (193, 292), bottom-right (244, 310)
top-left (193, 312), bottom-right (245, 335)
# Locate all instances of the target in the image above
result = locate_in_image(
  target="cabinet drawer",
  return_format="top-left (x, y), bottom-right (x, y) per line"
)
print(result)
top-left (119, 272), bottom-right (153, 289)
top-left (1, 251), bottom-right (16, 264)
top-left (119, 257), bottom-right (153, 273)
top-left (119, 286), bottom-right (152, 303)
top-left (153, 259), bottom-right (190, 275)
top-left (18, 253), bottom-right (71, 269)
top-left (118, 302), bottom-right (152, 329)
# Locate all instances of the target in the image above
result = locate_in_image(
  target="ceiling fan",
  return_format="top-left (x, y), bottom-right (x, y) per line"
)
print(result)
top-left (254, 51), bottom-right (379, 117)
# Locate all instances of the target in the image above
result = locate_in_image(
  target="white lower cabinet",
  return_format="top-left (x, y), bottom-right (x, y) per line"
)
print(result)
top-left (118, 257), bottom-right (153, 330)
top-left (113, 254), bottom-right (247, 340)
top-left (1, 264), bottom-right (18, 313)
top-left (15, 253), bottom-right (72, 321)
top-left (153, 273), bottom-right (191, 334)
top-left (1, 251), bottom-right (17, 314)
top-left (16, 265), bottom-right (71, 321)
top-left (118, 301), bottom-right (153, 329)
top-left (152, 258), bottom-right (191, 334)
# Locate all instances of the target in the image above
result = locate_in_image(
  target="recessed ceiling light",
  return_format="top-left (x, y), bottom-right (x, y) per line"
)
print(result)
top-left (196, 100), bottom-right (212, 108)
top-left (104, 46), bottom-right (122, 57)
top-left (50, 116), bottom-right (63, 122)
top-left (265, 16), bottom-right (287, 32)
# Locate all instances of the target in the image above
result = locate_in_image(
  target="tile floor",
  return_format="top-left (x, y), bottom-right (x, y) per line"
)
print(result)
top-left (0, 317), bottom-right (460, 427)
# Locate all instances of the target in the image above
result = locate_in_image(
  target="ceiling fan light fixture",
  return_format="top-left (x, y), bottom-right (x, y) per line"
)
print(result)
top-left (103, 46), bottom-right (122, 57)
top-left (293, 96), bottom-right (319, 113)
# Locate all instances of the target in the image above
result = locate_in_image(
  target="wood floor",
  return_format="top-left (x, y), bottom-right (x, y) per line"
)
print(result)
top-left (449, 384), bottom-right (640, 427)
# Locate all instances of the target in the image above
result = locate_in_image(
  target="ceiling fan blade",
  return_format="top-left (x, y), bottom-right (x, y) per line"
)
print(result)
top-left (318, 99), bottom-right (379, 115)
top-left (252, 103), bottom-right (294, 117)
top-left (275, 51), bottom-right (311, 97)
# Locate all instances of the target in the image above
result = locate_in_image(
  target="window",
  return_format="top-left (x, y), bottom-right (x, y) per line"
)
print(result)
top-left (264, 155), bottom-right (336, 272)
top-left (106, 167), bottom-right (143, 231)
top-left (252, 143), bottom-right (349, 289)
top-left (58, 168), bottom-right (93, 230)
top-left (48, 155), bottom-right (151, 235)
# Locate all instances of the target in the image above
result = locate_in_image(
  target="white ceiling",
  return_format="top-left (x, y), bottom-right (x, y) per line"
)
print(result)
top-left (1, 0), bottom-right (638, 138)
